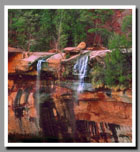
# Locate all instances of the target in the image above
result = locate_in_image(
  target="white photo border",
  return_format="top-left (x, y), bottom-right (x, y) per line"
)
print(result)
top-left (4, 5), bottom-right (136, 147)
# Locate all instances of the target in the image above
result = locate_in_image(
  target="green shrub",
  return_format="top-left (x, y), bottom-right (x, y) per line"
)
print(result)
top-left (90, 49), bottom-right (132, 89)
top-left (104, 49), bottom-right (131, 88)
top-left (90, 62), bottom-right (105, 88)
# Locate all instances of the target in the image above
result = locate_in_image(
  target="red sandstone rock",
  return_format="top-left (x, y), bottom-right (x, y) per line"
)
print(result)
top-left (52, 85), bottom-right (72, 97)
top-left (87, 47), bottom-right (97, 51)
top-left (87, 45), bottom-right (107, 51)
top-left (77, 42), bottom-right (86, 50)
top-left (8, 47), bottom-right (25, 52)
top-left (52, 86), bottom-right (72, 118)
top-left (48, 49), bottom-right (58, 53)
top-left (63, 47), bottom-right (80, 53)
top-left (89, 50), bottom-right (111, 60)
top-left (8, 52), bottom-right (54, 73)
top-left (74, 91), bottom-right (132, 126)
top-left (8, 80), bottom-right (132, 142)
top-left (8, 53), bottom-right (23, 73)
top-left (46, 53), bottom-right (65, 64)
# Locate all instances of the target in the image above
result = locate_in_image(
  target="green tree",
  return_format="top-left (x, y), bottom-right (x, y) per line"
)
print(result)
top-left (104, 14), bottom-right (132, 88)
top-left (90, 13), bottom-right (132, 89)
top-left (8, 9), bottom-right (42, 51)
top-left (83, 9), bottom-right (114, 46)
top-left (53, 9), bottom-right (87, 49)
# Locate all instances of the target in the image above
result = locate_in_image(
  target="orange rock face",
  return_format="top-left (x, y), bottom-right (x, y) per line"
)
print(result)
top-left (48, 49), bottom-right (58, 53)
top-left (8, 61), bottom-right (132, 143)
top-left (75, 91), bottom-right (132, 126)
top-left (8, 53), bottom-right (23, 73)
top-left (47, 53), bottom-right (65, 63)
top-left (77, 42), bottom-right (86, 50)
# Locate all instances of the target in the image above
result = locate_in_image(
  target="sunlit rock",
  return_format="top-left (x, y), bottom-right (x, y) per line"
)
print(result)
top-left (77, 42), bottom-right (86, 50)
top-left (46, 53), bottom-right (65, 64)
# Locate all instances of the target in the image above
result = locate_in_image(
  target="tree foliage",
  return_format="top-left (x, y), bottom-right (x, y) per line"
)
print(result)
top-left (104, 49), bottom-right (131, 87)
top-left (8, 9), bottom-right (132, 88)
top-left (8, 9), bottom-right (87, 51)
top-left (8, 9), bottom-right (116, 51)
top-left (104, 14), bottom-right (132, 88)
top-left (85, 9), bottom-right (114, 46)
top-left (90, 13), bottom-right (132, 89)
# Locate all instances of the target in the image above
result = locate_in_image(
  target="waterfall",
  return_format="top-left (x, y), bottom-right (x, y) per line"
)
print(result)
top-left (73, 55), bottom-right (89, 92)
top-left (36, 59), bottom-right (46, 97)
top-left (36, 59), bottom-right (46, 131)
top-left (37, 59), bottom-right (45, 74)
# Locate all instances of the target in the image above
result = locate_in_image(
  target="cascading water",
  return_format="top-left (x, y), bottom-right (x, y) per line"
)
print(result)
top-left (37, 59), bottom-right (46, 74)
top-left (36, 59), bottom-right (46, 131)
top-left (73, 54), bottom-right (89, 92)
top-left (36, 59), bottom-right (46, 92)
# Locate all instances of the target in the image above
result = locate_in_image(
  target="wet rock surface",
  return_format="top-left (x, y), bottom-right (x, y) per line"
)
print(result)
top-left (8, 47), bottom-right (132, 143)
top-left (8, 48), bottom-right (111, 78)
top-left (8, 78), bottom-right (132, 143)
